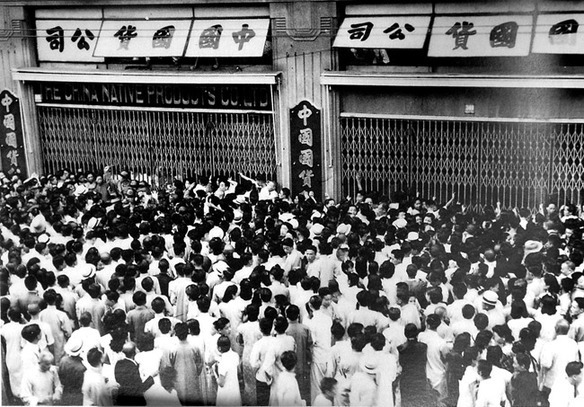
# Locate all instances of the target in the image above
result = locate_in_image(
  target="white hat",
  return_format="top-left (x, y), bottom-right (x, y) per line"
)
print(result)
top-left (482, 291), bottom-right (498, 307)
top-left (406, 231), bottom-right (419, 242)
top-left (310, 223), bottom-right (325, 237)
top-left (81, 263), bottom-right (96, 280)
top-left (359, 354), bottom-right (379, 375)
top-left (524, 240), bottom-right (543, 256)
top-left (336, 223), bottom-right (352, 235)
top-left (37, 233), bottom-right (50, 244)
top-left (208, 226), bottom-right (225, 240)
top-left (393, 218), bottom-right (407, 229)
top-left (64, 336), bottom-right (84, 357)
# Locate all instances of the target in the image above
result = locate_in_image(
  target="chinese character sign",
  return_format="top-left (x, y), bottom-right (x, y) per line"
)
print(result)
top-left (532, 14), bottom-right (584, 54)
top-left (290, 100), bottom-right (322, 200)
top-left (333, 16), bottom-right (431, 49)
top-left (93, 19), bottom-right (191, 57)
top-left (428, 15), bottom-right (532, 57)
top-left (185, 19), bottom-right (269, 57)
top-left (0, 90), bottom-right (27, 177)
top-left (36, 19), bottom-right (104, 62)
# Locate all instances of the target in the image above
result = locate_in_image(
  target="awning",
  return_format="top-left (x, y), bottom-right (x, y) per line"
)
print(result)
top-left (532, 13), bottom-right (584, 54)
top-left (428, 15), bottom-right (533, 57)
top-left (185, 18), bottom-right (270, 57)
top-left (93, 19), bottom-right (192, 57)
top-left (12, 67), bottom-right (280, 85)
top-left (36, 19), bottom-right (104, 62)
top-left (333, 16), bottom-right (431, 49)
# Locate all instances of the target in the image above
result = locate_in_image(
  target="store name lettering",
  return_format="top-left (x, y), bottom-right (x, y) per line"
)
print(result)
top-left (40, 83), bottom-right (271, 110)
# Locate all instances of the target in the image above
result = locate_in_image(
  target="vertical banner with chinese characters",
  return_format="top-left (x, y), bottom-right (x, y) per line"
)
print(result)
top-left (290, 100), bottom-right (322, 201)
top-left (0, 90), bottom-right (27, 177)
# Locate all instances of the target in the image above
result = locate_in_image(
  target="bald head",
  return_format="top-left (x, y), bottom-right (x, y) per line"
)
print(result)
top-left (100, 252), bottom-right (112, 265)
top-left (556, 319), bottom-right (570, 335)
top-left (39, 351), bottom-right (54, 372)
top-left (27, 303), bottom-right (40, 317)
top-left (122, 342), bottom-right (137, 359)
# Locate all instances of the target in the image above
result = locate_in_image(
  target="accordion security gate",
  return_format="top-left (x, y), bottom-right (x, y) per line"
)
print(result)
top-left (341, 116), bottom-right (584, 211)
top-left (37, 105), bottom-right (277, 187)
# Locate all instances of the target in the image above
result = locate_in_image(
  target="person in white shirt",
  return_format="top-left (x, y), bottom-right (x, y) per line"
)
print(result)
top-left (305, 295), bottom-right (333, 404)
top-left (20, 351), bottom-right (63, 406)
top-left (548, 360), bottom-right (584, 407)
top-left (419, 313), bottom-right (451, 403)
top-left (540, 319), bottom-right (580, 394)
top-left (475, 359), bottom-right (509, 407)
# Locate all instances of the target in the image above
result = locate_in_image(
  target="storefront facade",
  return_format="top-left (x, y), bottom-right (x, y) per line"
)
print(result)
top-left (3, 1), bottom-right (584, 209)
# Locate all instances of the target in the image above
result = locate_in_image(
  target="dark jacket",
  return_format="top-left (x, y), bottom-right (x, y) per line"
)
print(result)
top-left (114, 358), bottom-right (154, 406)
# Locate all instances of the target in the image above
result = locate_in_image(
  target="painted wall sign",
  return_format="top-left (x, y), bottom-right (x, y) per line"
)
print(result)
top-left (36, 19), bottom-right (104, 62)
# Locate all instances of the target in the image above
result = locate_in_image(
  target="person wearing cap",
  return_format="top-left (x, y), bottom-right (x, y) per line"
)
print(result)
top-left (348, 353), bottom-right (378, 406)
top-left (58, 336), bottom-right (87, 406)
top-left (19, 351), bottom-right (63, 406)
top-left (475, 290), bottom-right (506, 329)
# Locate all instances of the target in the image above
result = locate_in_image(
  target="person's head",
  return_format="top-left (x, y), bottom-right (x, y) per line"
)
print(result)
top-left (426, 314), bottom-right (441, 330)
top-left (556, 318), bottom-right (570, 335)
top-left (39, 351), bottom-right (54, 372)
top-left (87, 347), bottom-right (103, 368)
top-left (273, 316), bottom-right (289, 334)
top-left (477, 359), bottom-right (493, 379)
top-left (217, 335), bottom-right (231, 353)
top-left (566, 361), bottom-right (584, 386)
top-left (280, 350), bottom-right (297, 371)
top-left (285, 304), bottom-right (300, 322)
top-left (570, 297), bottom-right (584, 318)
top-left (21, 323), bottom-right (41, 343)
top-left (513, 352), bottom-right (531, 372)
top-left (122, 342), bottom-right (137, 359)
top-left (259, 318), bottom-right (273, 336)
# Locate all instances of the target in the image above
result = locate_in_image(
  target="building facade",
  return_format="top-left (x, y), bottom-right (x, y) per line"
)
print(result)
top-left (2, 0), bottom-right (584, 210)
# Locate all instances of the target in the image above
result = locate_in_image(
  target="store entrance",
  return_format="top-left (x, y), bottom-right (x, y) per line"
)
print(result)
top-left (37, 104), bottom-right (277, 187)
top-left (340, 116), bottom-right (584, 210)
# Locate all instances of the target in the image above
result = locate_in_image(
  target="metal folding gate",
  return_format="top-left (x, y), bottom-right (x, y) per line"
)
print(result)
top-left (37, 105), bottom-right (277, 186)
top-left (341, 116), bottom-right (584, 210)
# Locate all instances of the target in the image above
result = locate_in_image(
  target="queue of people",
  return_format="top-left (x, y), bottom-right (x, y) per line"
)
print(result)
top-left (1, 166), bottom-right (584, 407)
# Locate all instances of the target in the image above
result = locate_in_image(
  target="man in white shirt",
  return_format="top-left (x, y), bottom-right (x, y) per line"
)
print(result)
top-left (549, 361), bottom-right (584, 407)
top-left (305, 295), bottom-right (333, 404)
top-left (541, 319), bottom-right (580, 393)
top-left (418, 314), bottom-right (450, 403)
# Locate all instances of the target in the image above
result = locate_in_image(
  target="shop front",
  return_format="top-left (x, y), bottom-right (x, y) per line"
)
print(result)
top-left (11, 4), bottom-right (282, 186)
top-left (324, 2), bottom-right (584, 210)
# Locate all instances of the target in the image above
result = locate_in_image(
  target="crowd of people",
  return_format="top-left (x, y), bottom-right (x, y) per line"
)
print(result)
top-left (1, 166), bottom-right (584, 407)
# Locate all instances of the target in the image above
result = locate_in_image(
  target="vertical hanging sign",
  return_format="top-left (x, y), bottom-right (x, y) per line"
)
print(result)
top-left (290, 100), bottom-right (322, 200)
top-left (0, 90), bottom-right (27, 177)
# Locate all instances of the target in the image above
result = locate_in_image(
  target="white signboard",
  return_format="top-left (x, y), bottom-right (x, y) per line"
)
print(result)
top-left (36, 19), bottom-right (104, 62)
top-left (333, 16), bottom-right (431, 49)
top-left (93, 19), bottom-right (192, 57)
top-left (185, 19), bottom-right (269, 57)
top-left (532, 14), bottom-right (584, 54)
top-left (428, 15), bottom-right (533, 57)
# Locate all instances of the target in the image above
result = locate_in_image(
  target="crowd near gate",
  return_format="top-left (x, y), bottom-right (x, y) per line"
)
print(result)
top-left (341, 116), bottom-right (584, 211)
